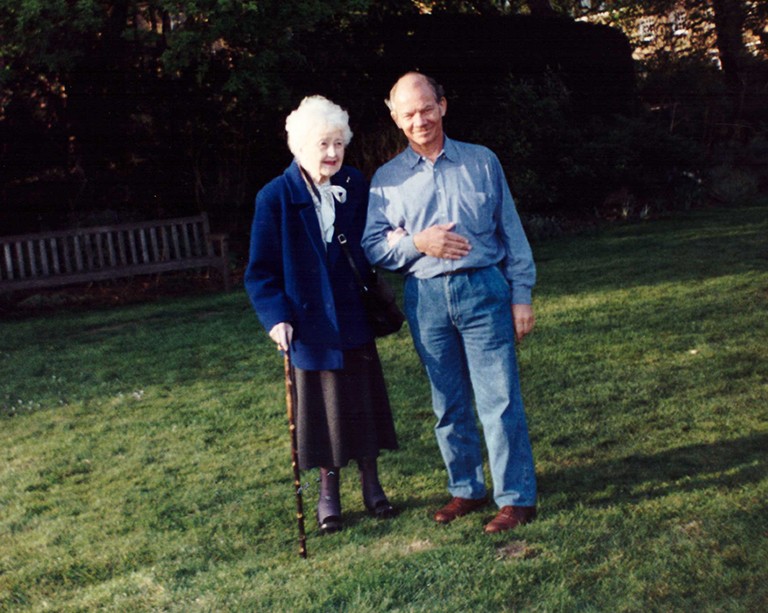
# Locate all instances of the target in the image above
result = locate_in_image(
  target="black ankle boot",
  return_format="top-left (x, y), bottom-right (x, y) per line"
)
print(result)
top-left (317, 467), bottom-right (342, 533)
top-left (358, 457), bottom-right (396, 519)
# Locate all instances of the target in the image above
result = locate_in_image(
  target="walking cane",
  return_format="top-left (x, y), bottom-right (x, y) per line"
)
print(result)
top-left (283, 350), bottom-right (308, 559)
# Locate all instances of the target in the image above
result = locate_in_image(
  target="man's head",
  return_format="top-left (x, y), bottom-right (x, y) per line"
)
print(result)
top-left (386, 72), bottom-right (447, 159)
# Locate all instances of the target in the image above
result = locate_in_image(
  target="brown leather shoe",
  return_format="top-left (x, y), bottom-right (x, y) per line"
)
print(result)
top-left (483, 505), bottom-right (536, 533)
top-left (434, 496), bottom-right (488, 524)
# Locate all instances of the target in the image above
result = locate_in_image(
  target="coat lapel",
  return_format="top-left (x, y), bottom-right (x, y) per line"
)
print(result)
top-left (300, 207), bottom-right (327, 263)
top-left (285, 162), bottom-right (327, 262)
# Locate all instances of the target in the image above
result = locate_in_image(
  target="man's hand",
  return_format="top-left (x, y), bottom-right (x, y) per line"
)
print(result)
top-left (269, 322), bottom-right (293, 352)
top-left (512, 304), bottom-right (535, 342)
top-left (413, 222), bottom-right (471, 259)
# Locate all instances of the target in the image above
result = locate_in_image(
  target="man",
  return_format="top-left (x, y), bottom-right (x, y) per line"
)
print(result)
top-left (362, 71), bottom-right (537, 533)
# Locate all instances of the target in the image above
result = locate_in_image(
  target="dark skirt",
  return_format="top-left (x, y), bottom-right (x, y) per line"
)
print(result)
top-left (294, 342), bottom-right (398, 470)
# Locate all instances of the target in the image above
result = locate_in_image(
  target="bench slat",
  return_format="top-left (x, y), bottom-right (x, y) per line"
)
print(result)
top-left (39, 240), bottom-right (49, 276)
top-left (73, 235), bottom-right (83, 272)
top-left (15, 243), bottom-right (26, 279)
top-left (3, 243), bottom-right (14, 280)
top-left (128, 230), bottom-right (138, 265)
top-left (109, 232), bottom-right (117, 266)
top-left (26, 241), bottom-right (37, 277)
top-left (139, 229), bottom-right (149, 264)
top-left (50, 238), bottom-right (61, 275)
top-left (117, 231), bottom-right (127, 266)
top-left (159, 226), bottom-right (170, 261)
top-left (181, 223), bottom-right (192, 257)
top-left (150, 227), bottom-right (159, 262)
top-left (171, 225), bottom-right (181, 260)
top-left (192, 222), bottom-right (202, 257)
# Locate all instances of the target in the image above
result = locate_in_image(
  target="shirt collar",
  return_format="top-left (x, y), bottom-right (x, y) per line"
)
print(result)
top-left (405, 136), bottom-right (457, 168)
top-left (442, 137), bottom-right (459, 162)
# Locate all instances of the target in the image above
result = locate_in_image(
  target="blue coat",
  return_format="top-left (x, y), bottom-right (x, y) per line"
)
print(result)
top-left (244, 161), bottom-right (374, 370)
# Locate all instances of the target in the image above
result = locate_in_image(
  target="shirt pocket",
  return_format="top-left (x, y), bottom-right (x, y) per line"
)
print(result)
top-left (460, 192), bottom-right (495, 236)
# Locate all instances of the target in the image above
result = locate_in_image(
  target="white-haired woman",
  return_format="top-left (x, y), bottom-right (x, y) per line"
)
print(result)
top-left (245, 96), bottom-right (398, 533)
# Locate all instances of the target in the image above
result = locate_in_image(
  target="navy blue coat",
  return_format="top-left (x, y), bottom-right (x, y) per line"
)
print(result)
top-left (244, 161), bottom-right (374, 370)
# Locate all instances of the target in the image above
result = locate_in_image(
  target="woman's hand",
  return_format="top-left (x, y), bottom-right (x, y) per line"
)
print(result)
top-left (269, 322), bottom-right (294, 352)
top-left (386, 227), bottom-right (408, 248)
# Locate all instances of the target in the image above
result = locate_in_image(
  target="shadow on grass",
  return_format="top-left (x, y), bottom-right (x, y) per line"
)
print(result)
top-left (539, 432), bottom-right (768, 511)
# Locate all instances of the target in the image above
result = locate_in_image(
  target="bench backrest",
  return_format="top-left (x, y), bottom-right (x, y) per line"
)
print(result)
top-left (0, 214), bottom-right (215, 284)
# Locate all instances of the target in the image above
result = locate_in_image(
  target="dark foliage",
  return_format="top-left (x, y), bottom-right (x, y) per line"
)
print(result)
top-left (1, 12), bottom-right (637, 239)
top-left (291, 14), bottom-right (636, 172)
top-left (2, 7), bottom-right (765, 255)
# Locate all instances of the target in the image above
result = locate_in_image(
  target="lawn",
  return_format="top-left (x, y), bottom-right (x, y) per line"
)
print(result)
top-left (1, 203), bottom-right (767, 612)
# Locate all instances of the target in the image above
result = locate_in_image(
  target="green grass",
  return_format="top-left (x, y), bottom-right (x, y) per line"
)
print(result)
top-left (2, 203), bottom-right (767, 612)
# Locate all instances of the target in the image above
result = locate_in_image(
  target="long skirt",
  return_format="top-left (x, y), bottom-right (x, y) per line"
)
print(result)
top-left (293, 342), bottom-right (398, 470)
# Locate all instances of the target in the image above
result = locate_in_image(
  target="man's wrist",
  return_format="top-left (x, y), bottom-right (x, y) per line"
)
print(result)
top-left (401, 236), bottom-right (423, 261)
top-left (412, 231), bottom-right (425, 254)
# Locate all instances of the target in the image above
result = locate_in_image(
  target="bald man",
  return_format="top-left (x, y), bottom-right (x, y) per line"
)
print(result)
top-left (362, 72), bottom-right (538, 533)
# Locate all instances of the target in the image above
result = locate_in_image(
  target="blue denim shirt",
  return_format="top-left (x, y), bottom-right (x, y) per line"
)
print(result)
top-left (362, 137), bottom-right (536, 304)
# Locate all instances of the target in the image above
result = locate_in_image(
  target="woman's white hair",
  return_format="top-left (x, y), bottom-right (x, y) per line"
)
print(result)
top-left (285, 95), bottom-right (353, 156)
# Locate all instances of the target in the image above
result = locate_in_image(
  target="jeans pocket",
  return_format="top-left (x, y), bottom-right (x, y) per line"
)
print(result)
top-left (481, 266), bottom-right (512, 304)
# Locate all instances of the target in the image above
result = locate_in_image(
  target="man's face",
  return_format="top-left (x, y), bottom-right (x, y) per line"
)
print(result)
top-left (391, 78), bottom-right (446, 155)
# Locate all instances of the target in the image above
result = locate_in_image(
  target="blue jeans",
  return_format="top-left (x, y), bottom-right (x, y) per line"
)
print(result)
top-left (404, 266), bottom-right (537, 507)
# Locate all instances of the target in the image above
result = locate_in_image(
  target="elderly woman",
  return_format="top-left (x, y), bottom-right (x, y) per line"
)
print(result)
top-left (245, 96), bottom-right (398, 533)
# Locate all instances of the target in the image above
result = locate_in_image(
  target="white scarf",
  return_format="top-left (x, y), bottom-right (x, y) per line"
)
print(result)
top-left (312, 182), bottom-right (347, 243)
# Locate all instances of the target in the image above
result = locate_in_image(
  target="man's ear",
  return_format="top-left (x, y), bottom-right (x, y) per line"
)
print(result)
top-left (390, 110), bottom-right (400, 127)
top-left (439, 98), bottom-right (447, 117)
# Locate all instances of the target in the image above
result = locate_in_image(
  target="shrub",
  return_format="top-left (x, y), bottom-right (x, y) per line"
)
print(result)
top-left (470, 72), bottom-right (705, 219)
top-left (708, 164), bottom-right (761, 204)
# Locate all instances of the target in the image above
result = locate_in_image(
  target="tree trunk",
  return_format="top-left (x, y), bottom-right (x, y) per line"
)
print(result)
top-left (711, 0), bottom-right (747, 91)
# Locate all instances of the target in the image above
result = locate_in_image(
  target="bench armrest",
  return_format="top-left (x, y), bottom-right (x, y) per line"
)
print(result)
top-left (209, 233), bottom-right (229, 257)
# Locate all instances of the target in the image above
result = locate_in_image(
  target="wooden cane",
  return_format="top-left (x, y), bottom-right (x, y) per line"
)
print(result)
top-left (284, 351), bottom-right (307, 559)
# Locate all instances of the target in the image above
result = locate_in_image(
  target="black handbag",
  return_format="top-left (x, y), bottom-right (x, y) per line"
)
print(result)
top-left (336, 233), bottom-right (405, 337)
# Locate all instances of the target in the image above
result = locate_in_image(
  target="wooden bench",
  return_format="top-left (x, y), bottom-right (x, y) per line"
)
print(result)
top-left (0, 213), bottom-right (231, 293)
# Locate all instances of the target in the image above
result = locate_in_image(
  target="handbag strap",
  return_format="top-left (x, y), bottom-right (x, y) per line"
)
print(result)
top-left (300, 165), bottom-right (370, 292)
top-left (335, 231), bottom-right (369, 292)
top-left (300, 166), bottom-right (321, 202)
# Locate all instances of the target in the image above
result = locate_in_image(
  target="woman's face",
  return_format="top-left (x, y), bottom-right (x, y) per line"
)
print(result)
top-left (297, 126), bottom-right (345, 184)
